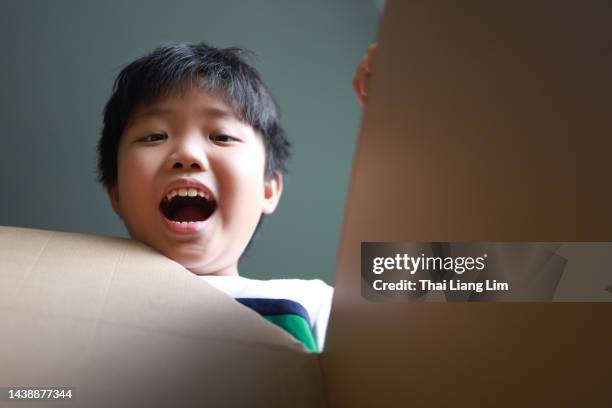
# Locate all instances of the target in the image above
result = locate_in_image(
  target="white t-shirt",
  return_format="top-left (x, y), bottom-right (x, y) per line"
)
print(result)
top-left (200, 276), bottom-right (334, 351)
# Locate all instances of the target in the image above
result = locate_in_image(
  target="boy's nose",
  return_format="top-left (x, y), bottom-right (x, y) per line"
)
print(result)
top-left (168, 141), bottom-right (210, 172)
top-left (172, 160), bottom-right (205, 170)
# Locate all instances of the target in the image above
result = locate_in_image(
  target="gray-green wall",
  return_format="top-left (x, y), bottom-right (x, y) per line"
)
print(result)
top-left (0, 0), bottom-right (380, 284)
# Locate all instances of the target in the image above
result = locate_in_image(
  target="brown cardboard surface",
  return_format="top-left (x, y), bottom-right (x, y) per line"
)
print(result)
top-left (0, 226), bottom-right (324, 407)
top-left (321, 1), bottom-right (612, 407)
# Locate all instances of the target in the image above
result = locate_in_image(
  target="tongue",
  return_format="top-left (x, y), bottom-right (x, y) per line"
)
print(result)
top-left (173, 206), bottom-right (208, 222)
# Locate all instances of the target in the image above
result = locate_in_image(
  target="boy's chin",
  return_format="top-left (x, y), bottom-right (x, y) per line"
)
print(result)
top-left (160, 245), bottom-right (238, 276)
top-left (181, 263), bottom-right (240, 277)
top-left (164, 247), bottom-right (208, 267)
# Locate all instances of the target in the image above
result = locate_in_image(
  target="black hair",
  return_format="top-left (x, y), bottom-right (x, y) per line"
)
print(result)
top-left (96, 41), bottom-right (290, 250)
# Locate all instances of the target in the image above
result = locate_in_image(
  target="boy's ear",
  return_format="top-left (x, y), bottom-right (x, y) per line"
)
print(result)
top-left (107, 185), bottom-right (123, 218)
top-left (262, 172), bottom-right (283, 214)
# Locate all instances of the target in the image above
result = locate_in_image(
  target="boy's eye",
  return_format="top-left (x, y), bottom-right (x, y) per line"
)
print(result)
top-left (210, 134), bottom-right (239, 143)
top-left (141, 133), bottom-right (168, 142)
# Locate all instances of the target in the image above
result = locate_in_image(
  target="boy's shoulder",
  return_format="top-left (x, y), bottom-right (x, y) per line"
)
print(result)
top-left (201, 275), bottom-right (334, 350)
top-left (200, 275), bottom-right (333, 310)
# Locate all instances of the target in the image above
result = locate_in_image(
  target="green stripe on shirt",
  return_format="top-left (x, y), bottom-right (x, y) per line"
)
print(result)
top-left (264, 314), bottom-right (318, 352)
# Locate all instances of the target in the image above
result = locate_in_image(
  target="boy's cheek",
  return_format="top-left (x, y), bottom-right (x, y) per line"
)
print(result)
top-left (221, 170), bottom-right (266, 213)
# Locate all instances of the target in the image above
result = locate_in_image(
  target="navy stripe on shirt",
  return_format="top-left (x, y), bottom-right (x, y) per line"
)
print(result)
top-left (236, 298), bottom-right (311, 326)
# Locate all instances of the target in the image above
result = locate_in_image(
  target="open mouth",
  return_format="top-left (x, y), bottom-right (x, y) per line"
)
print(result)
top-left (159, 188), bottom-right (217, 223)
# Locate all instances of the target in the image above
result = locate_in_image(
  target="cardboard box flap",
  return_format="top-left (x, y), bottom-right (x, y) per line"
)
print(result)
top-left (0, 226), bottom-right (324, 407)
top-left (321, 1), bottom-right (612, 406)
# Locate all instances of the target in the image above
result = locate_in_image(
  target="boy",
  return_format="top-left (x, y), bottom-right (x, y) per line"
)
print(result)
top-left (96, 41), bottom-right (375, 352)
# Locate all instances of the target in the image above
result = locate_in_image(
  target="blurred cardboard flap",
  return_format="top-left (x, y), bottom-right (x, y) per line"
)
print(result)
top-left (321, 0), bottom-right (612, 407)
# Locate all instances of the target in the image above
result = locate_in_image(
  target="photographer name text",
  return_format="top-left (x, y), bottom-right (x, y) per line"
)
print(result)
top-left (372, 279), bottom-right (509, 293)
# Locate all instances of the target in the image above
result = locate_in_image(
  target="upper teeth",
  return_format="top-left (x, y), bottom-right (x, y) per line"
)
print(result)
top-left (166, 188), bottom-right (212, 202)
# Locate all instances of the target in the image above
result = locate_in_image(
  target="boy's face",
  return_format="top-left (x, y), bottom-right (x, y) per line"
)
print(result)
top-left (107, 87), bottom-right (282, 276)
